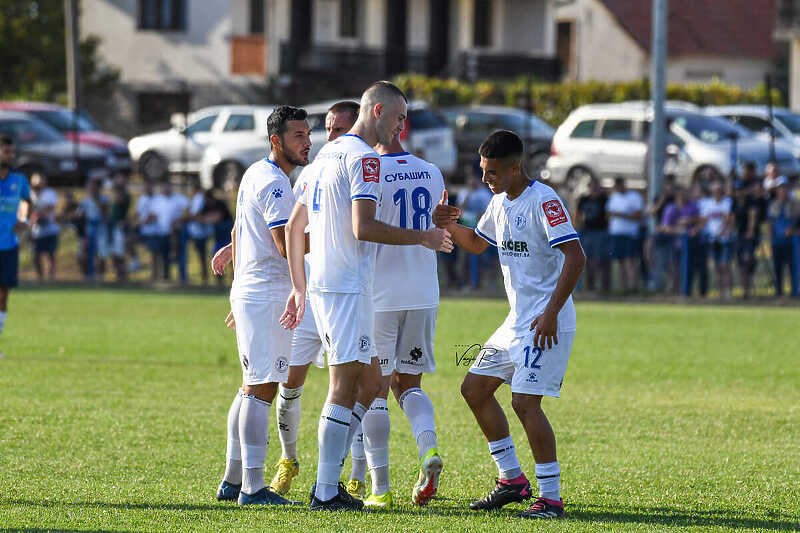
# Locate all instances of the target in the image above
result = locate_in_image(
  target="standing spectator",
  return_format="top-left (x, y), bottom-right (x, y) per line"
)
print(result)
top-left (698, 180), bottom-right (734, 298)
top-left (459, 176), bottom-right (494, 290)
top-left (762, 161), bottom-right (782, 195)
top-left (135, 180), bottom-right (160, 281)
top-left (767, 177), bottom-right (799, 297)
top-left (732, 165), bottom-right (765, 298)
top-left (166, 183), bottom-right (189, 283)
top-left (186, 178), bottom-right (211, 285)
top-left (606, 177), bottom-right (643, 290)
top-left (29, 172), bottom-right (60, 281)
top-left (107, 174), bottom-right (131, 282)
top-left (149, 182), bottom-right (173, 281)
top-left (61, 190), bottom-right (87, 275)
top-left (78, 179), bottom-right (110, 281)
top-left (201, 189), bottom-right (234, 285)
top-left (660, 187), bottom-right (704, 295)
top-left (576, 177), bottom-right (609, 291)
top-left (648, 175), bottom-right (676, 292)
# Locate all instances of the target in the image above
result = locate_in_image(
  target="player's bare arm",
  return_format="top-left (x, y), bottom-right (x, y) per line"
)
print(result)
top-left (225, 225), bottom-right (237, 329)
top-left (271, 226), bottom-right (288, 259)
top-left (211, 243), bottom-right (232, 275)
top-left (280, 200), bottom-right (309, 330)
top-left (432, 190), bottom-right (461, 227)
top-left (352, 198), bottom-right (453, 252)
top-left (530, 239), bottom-right (585, 350)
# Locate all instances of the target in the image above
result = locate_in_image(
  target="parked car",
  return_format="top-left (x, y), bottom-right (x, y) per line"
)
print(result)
top-left (0, 101), bottom-right (131, 174)
top-left (545, 102), bottom-right (800, 192)
top-left (0, 111), bottom-right (112, 185)
top-left (128, 105), bottom-right (275, 187)
top-left (440, 105), bottom-right (554, 181)
top-left (705, 105), bottom-right (800, 149)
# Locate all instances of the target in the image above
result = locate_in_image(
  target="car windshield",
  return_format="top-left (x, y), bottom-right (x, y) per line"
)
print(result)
top-left (670, 113), bottom-right (743, 143)
top-left (775, 112), bottom-right (800, 134)
top-left (0, 118), bottom-right (65, 145)
top-left (31, 109), bottom-right (98, 133)
top-left (409, 109), bottom-right (447, 130)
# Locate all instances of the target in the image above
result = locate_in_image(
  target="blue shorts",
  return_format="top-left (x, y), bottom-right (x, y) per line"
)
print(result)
top-left (609, 234), bottom-right (637, 260)
top-left (708, 239), bottom-right (734, 265)
top-left (580, 230), bottom-right (609, 260)
top-left (0, 246), bottom-right (19, 288)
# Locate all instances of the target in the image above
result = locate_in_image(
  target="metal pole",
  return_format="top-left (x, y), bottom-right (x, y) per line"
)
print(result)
top-left (648, 0), bottom-right (667, 235)
top-left (64, 0), bottom-right (81, 176)
top-left (766, 73), bottom-right (776, 163)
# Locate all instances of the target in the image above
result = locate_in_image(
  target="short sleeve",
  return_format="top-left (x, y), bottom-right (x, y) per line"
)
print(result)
top-left (629, 191), bottom-right (644, 211)
top-left (294, 167), bottom-right (311, 205)
top-left (349, 153), bottom-right (381, 203)
top-left (537, 194), bottom-right (579, 248)
top-left (261, 182), bottom-right (294, 229)
top-left (475, 199), bottom-right (497, 247)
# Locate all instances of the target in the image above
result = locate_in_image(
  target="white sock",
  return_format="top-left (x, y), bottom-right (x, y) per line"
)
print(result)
top-left (341, 402), bottom-right (367, 466)
top-left (223, 389), bottom-right (243, 485)
top-left (276, 384), bottom-right (303, 460)
top-left (399, 387), bottom-right (437, 458)
top-left (0, 311), bottom-right (6, 337)
top-left (535, 461), bottom-right (561, 501)
top-left (349, 432), bottom-right (367, 482)
top-left (239, 393), bottom-right (271, 495)
top-left (315, 403), bottom-right (351, 501)
top-left (363, 398), bottom-right (390, 496)
top-left (488, 436), bottom-right (522, 480)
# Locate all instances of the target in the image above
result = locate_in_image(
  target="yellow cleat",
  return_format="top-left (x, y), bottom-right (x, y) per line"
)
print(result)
top-left (412, 448), bottom-right (443, 505)
top-left (269, 458), bottom-right (299, 495)
top-left (363, 490), bottom-right (393, 508)
top-left (345, 478), bottom-right (366, 499)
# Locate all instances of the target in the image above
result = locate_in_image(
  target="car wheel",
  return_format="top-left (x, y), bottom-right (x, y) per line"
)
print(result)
top-left (139, 151), bottom-right (168, 181)
top-left (213, 161), bottom-right (244, 191)
top-left (526, 151), bottom-right (550, 178)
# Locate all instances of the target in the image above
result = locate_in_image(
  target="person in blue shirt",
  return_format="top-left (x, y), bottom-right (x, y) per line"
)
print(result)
top-left (767, 177), bottom-right (799, 297)
top-left (0, 136), bottom-right (32, 349)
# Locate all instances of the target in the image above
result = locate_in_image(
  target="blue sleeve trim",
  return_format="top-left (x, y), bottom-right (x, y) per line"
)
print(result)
top-left (267, 218), bottom-right (289, 229)
top-left (475, 227), bottom-right (497, 247)
top-left (351, 194), bottom-right (378, 202)
top-left (549, 233), bottom-right (579, 247)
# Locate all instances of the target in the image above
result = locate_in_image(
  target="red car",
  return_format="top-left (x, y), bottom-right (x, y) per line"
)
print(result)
top-left (0, 101), bottom-right (131, 173)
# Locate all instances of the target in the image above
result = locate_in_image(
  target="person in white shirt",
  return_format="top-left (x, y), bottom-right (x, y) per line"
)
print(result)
top-left (606, 177), bottom-right (643, 290)
top-left (165, 185), bottom-right (190, 283)
top-left (29, 172), bottom-right (60, 281)
top-left (432, 130), bottom-right (585, 520)
top-left (280, 81), bottom-right (452, 512)
top-left (135, 180), bottom-right (158, 278)
top-left (214, 106), bottom-right (311, 507)
top-left (698, 179), bottom-right (734, 298)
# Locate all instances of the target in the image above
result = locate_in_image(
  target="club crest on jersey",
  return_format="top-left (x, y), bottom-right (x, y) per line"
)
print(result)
top-left (272, 188), bottom-right (283, 198)
top-left (515, 215), bottom-right (527, 230)
top-left (275, 356), bottom-right (288, 372)
top-left (362, 157), bottom-right (380, 183)
top-left (359, 335), bottom-right (372, 352)
top-left (542, 200), bottom-right (567, 226)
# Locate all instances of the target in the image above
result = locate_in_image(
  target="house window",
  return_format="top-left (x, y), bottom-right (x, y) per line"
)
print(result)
top-left (250, 0), bottom-right (264, 34)
top-left (137, 91), bottom-right (190, 129)
top-left (340, 0), bottom-right (361, 38)
top-left (473, 0), bottom-right (492, 47)
top-left (139, 0), bottom-right (186, 31)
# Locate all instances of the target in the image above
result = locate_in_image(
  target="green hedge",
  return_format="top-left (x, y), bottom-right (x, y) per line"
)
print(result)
top-left (393, 74), bottom-right (782, 127)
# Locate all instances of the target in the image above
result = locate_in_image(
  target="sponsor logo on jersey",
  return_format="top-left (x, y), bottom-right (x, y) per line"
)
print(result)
top-left (359, 335), bottom-right (372, 352)
top-left (401, 346), bottom-right (424, 366)
top-left (272, 188), bottom-right (283, 198)
top-left (384, 170), bottom-right (432, 182)
top-left (543, 200), bottom-right (567, 226)
top-left (526, 372), bottom-right (538, 383)
top-left (362, 157), bottom-right (380, 183)
top-left (275, 356), bottom-right (288, 372)
top-left (240, 353), bottom-right (249, 370)
top-left (379, 358), bottom-right (389, 366)
top-left (500, 239), bottom-right (530, 258)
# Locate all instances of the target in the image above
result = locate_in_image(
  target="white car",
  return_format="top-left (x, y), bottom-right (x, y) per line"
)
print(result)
top-left (705, 105), bottom-right (800, 148)
top-left (128, 105), bottom-right (274, 189)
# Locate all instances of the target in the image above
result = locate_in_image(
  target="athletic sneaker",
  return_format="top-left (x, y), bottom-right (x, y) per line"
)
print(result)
top-left (270, 458), bottom-right (299, 495)
top-left (469, 476), bottom-right (532, 511)
top-left (519, 497), bottom-right (565, 519)
top-left (345, 478), bottom-right (366, 499)
top-left (238, 486), bottom-right (301, 506)
top-left (309, 482), bottom-right (365, 511)
top-left (216, 480), bottom-right (241, 501)
top-left (363, 490), bottom-right (393, 508)
top-left (412, 448), bottom-right (443, 506)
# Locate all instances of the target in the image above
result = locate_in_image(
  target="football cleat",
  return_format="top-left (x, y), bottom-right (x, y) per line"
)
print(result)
top-left (269, 458), bottom-right (299, 495)
top-left (237, 486), bottom-right (301, 506)
top-left (519, 497), bottom-right (565, 519)
top-left (412, 448), bottom-right (443, 506)
top-left (309, 482), bottom-right (365, 511)
top-left (216, 480), bottom-right (241, 501)
top-left (345, 478), bottom-right (366, 499)
top-left (469, 476), bottom-right (532, 511)
top-left (364, 490), bottom-right (393, 508)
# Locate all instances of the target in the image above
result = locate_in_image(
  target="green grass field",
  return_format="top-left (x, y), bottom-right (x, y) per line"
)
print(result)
top-left (0, 289), bottom-right (798, 532)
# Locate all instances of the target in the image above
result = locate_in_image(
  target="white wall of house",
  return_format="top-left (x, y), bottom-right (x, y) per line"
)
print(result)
top-left (266, 0), bottom-right (291, 75)
top-left (666, 57), bottom-right (770, 90)
top-left (499, 0), bottom-right (554, 55)
top-left (408, 0), bottom-right (430, 51)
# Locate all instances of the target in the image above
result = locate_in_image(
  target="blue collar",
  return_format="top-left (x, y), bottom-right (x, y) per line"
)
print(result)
top-left (341, 133), bottom-right (368, 145)
top-left (380, 152), bottom-right (410, 157)
top-left (263, 157), bottom-right (280, 169)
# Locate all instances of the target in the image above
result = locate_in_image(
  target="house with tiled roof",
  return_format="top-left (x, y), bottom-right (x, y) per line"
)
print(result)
top-left (555, 0), bottom-right (777, 89)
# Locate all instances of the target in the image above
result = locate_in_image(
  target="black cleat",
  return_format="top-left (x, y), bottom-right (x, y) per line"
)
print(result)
top-left (238, 486), bottom-right (302, 506)
top-left (309, 482), bottom-right (365, 511)
top-left (216, 480), bottom-right (241, 501)
top-left (519, 497), bottom-right (565, 519)
top-left (469, 477), bottom-right (532, 511)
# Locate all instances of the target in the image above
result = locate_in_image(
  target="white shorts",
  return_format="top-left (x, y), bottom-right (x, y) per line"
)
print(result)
top-left (374, 307), bottom-right (437, 376)
top-left (290, 298), bottom-right (325, 368)
top-left (230, 297), bottom-right (292, 385)
top-left (469, 323), bottom-right (575, 397)
top-left (308, 291), bottom-right (375, 366)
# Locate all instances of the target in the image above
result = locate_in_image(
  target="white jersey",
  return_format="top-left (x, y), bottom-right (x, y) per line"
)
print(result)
top-left (374, 152), bottom-right (444, 311)
top-left (230, 158), bottom-right (294, 301)
top-left (606, 190), bottom-right (643, 236)
top-left (298, 134), bottom-right (381, 295)
top-left (698, 196), bottom-right (732, 239)
top-left (476, 180), bottom-right (579, 334)
top-left (136, 194), bottom-right (158, 236)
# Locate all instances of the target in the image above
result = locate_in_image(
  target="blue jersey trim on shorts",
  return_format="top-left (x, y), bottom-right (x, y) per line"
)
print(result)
top-left (380, 152), bottom-right (410, 157)
top-left (267, 218), bottom-right (289, 229)
top-left (351, 194), bottom-right (378, 202)
top-left (475, 227), bottom-right (497, 247)
top-left (549, 233), bottom-right (579, 247)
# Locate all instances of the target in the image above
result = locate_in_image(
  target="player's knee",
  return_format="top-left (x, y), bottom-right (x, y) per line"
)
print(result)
top-left (511, 394), bottom-right (541, 418)
top-left (460, 375), bottom-right (483, 407)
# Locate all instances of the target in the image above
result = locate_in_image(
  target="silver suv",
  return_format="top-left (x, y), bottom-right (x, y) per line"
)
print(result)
top-left (705, 105), bottom-right (800, 147)
top-left (545, 102), bottom-right (800, 190)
